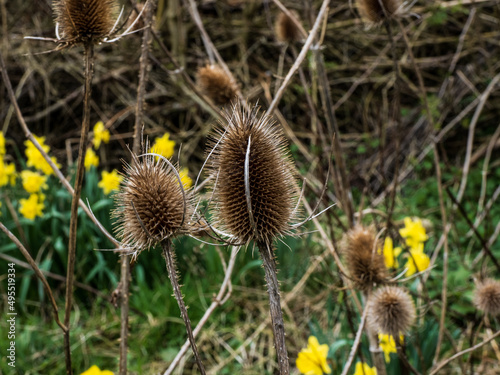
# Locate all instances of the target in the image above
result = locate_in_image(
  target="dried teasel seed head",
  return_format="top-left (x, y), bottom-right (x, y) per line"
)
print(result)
top-left (113, 153), bottom-right (192, 257)
top-left (196, 65), bottom-right (238, 106)
top-left (53, 0), bottom-right (118, 45)
top-left (208, 101), bottom-right (299, 245)
top-left (356, 0), bottom-right (402, 24)
top-left (275, 11), bottom-right (302, 43)
top-left (368, 286), bottom-right (416, 337)
top-left (343, 226), bottom-right (387, 291)
top-left (474, 278), bottom-right (500, 316)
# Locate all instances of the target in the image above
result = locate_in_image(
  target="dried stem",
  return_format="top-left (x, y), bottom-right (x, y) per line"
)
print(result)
top-left (340, 303), bottom-right (369, 375)
top-left (161, 239), bottom-right (206, 375)
top-left (63, 42), bottom-right (94, 375)
top-left (0, 222), bottom-right (67, 332)
top-left (429, 329), bottom-right (500, 375)
top-left (257, 241), bottom-right (290, 375)
top-left (163, 246), bottom-right (238, 375)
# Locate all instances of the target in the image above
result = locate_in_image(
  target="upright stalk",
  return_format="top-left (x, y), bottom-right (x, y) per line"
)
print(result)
top-left (258, 241), bottom-right (289, 375)
top-left (161, 239), bottom-right (206, 375)
top-left (64, 42), bottom-right (94, 375)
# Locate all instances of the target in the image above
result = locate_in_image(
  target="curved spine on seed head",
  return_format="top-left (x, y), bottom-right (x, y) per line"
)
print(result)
top-left (207, 100), bottom-right (299, 245)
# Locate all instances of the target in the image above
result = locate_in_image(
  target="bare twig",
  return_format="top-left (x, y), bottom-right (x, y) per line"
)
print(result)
top-left (340, 303), bottom-right (369, 375)
top-left (429, 330), bottom-right (500, 375)
top-left (0, 222), bottom-right (67, 332)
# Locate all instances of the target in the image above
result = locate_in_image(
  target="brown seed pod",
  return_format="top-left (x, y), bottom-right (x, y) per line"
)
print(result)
top-left (474, 278), bottom-right (500, 316)
top-left (368, 286), bottom-right (416, 337)
top-left (53, 0), bottom-right (118, 45)
top-left (196, 64), bottom-right (238, 106)
top-left (113, 153), bottom-right (191, 256)
top-left (343, 226), bottom-right (387, 291)
top-left (356, 0), bottom-right (401, 24)
top-left (275, 11), bottom-right (302, 43)
top-left (208, 101), bottom-right (299, 244)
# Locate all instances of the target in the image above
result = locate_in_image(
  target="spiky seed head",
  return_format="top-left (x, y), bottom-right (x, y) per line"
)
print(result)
top-left (53, 0), bottom-right (118, 46)
top-left (275, 11), bottom-right (301, 43)
top-left (113, 153), bottom-right (191, 257)
top-left (474, 278), bottom-right (500, 316)
top-left (356, 0), bottom-right (401, 24)
top-left (343, 226), bottom-right (387, 291)
top-left (368, 286), bottom-right (416, 337)
top-left (196, 65), bottom-right (238, 106)
top-left (208, 101), bottom-right (299, 245)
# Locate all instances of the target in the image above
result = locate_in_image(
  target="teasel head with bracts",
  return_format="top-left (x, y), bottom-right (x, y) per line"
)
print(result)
top-left (112, 152), bottom-right (193, 259)
top-left (275, 11), bottom-right (302, 43)
top-left (207, 100), bottom-right (300, 246)
top-left (53, 0), bottom-right (119, 46)
top-left (474, 278), bottom-right (500, 317)
top-left (196, 64), bottom-right (239, 106)
top-left (368, 285), bottom-right (416, 337)
top-left (343, 225), bottom-right (388, 291)
top-left (356, 0), bottom-right (403, 24)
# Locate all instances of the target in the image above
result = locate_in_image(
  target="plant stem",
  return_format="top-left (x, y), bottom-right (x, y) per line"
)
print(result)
top-left (161, 239), bottom-right (206, 375)
top-left (258, 241), bottom-right (290, 375)
top-left (63, 42), bottom-right (94, 375)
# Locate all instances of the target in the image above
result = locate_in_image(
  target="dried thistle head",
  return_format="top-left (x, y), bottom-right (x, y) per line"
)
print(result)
top-left (275, 11), bottom-right (302, 43)
top-left (208, 101), bottom-right (299, 245)
top-left (196, 65), bottom-right (238, 106)
top-left (368, 286), bottom-right (416, 337)
top-left (356, 0), bottom-right (402, 24)
top-left (474, 278), bottom-right (500, 316)
top-left (343, 226), bottom-right (387, 291)
top-left (113, 153), bottom-right (192, 258)
top-left (53, 0), bottom-right (118, 46)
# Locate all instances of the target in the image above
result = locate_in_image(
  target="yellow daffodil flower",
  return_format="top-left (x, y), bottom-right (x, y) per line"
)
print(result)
top-left (93, 121), bottom-right (110, 149)
top-left (405, 247), bottom-right (430, 276)
top-left (179, 167), bottom-right (193, 189)
top-left (378, 334), bottom-right (403, 363)
top-left (296, 336), bottom-right (331, 375)
top-left (20, 170), bottom-right (48, 194)
top-left (98, 169), bottom-right (122, 195)
top-left (399, 217), bottom-right (428, 249)
top-left (0, 131), bottom-right (5, 155)
top-left (150, 133), bottom-right (175, 159)
top-left (0, 158), bottom-right (16, 187)
top-left (381, 237), bottom-right (402, 269)
top-left (84, 148), bottom-right (99, 171)
top-left (24, 135), bottom-right (61, 175)
top-left (79, 365), bottom-right (114, 375)
top-left (353, 362), bottom-right (377, 375)
top-left (19, 193), bottom-right (44, 220)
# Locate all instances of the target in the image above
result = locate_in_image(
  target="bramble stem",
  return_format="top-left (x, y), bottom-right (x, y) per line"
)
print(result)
top-left (161, 239), bottom-right (206, 375)
top-left (63, 42), bottom-right (94, 375)
top-left (258, 241), bottom-right (290, 375)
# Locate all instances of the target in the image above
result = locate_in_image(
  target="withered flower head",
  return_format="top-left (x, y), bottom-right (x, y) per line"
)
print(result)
top-left (343, 226), bottom-right (387, 291)
top-left (196, 64), bottom-right (238, 106)
top-left (208, 101), bottom-right (299, 245)
top-left (53, 0), bottom-right (118, 46)
top-left (356, 0), bottom-right (402, 24)
top-left (275, 11), bottom-right (302, 43)
top-left (474, 278), bottom-right (500, 316)
top-left (368, 286), bottom-right (416, 337)
top-left (113, 153), bottom-right (192, 257)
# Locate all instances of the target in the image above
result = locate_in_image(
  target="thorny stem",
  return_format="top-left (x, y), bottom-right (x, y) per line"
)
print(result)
top-left (258, 241), bottom-right (290, 375)
top-left (64, 42), bottom-right (94, 375)
top-left (161, 239), bottom-right (206, 375)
